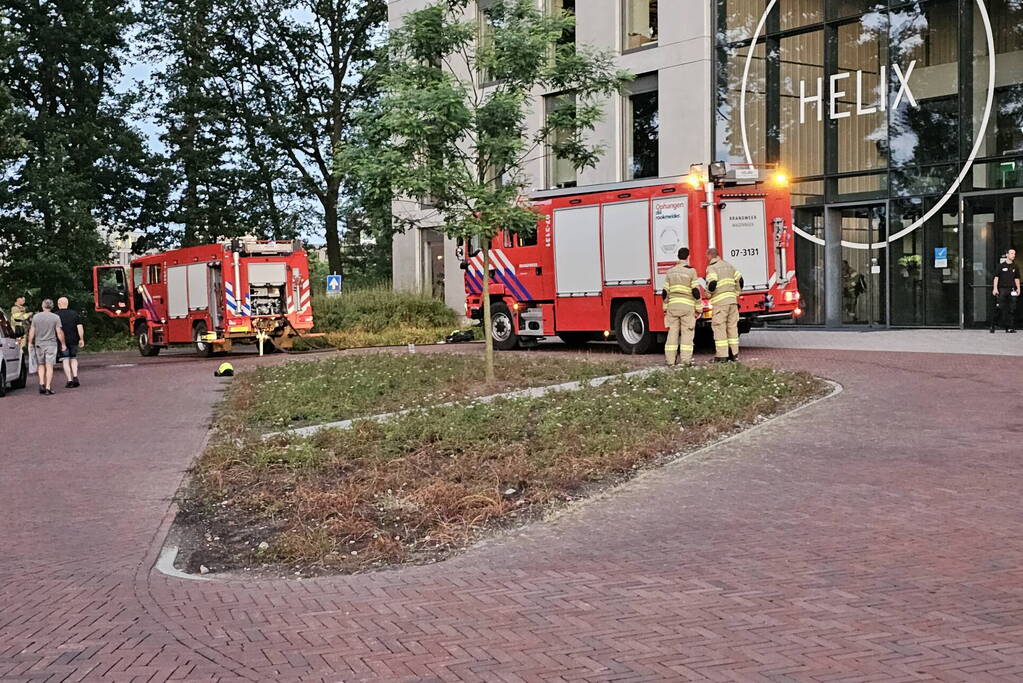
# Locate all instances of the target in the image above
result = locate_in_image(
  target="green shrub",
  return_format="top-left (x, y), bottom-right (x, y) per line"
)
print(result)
top-left (312, 285), bottom-right (456, 334)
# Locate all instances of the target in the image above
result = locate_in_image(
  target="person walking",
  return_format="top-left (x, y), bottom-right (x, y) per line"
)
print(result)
top-left (662, 247), bottom-right (701, 367)
top-left (991, 248), bottom-right (1020, 333)
top-left (55, 297), bottom-right (85, 387)
top-left (10, 296), bottom-right (31, 347)
top-left (27, 299), bottom-right (65, 395)
top-left (705, 248), bottom-right (743, 362)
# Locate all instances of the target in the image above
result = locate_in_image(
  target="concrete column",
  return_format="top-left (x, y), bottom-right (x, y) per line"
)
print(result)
top-left (824, 207), bottom-right (843, 327)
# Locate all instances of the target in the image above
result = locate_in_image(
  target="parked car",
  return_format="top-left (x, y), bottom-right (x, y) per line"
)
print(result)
top-left (0, 308), bottom-right (29, 396)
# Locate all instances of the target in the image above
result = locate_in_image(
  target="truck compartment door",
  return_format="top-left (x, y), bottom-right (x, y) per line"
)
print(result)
top-left (719, 199), bottom-right (771, 290)
top-left (93, 265), bottom-right (131, 317)
top-left (186, 263), bottom-right (209, 311)
top-left (652, 196), bottom-right (689, 292)
top-left (167, 265), bottom-right (189, 318)
top-left (554, 205), bottom-right (601, 297)
top-left (601, 200), bottom-right (651, 286)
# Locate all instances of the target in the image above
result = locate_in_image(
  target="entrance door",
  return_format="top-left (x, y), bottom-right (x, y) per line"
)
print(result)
top-left (839, 204), bottom-right (887, 326)
top-left (964, 193), bottom-right (1023, 328)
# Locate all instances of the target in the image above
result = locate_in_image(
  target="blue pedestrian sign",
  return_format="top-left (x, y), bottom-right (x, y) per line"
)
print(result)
top-left (934, 247), bottom-right (948, 269)
top-left (326, 274), bottom-right (343, 296)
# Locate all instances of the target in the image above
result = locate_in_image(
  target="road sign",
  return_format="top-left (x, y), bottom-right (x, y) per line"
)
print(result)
top-left (326, 274), bottom-right (342, 296)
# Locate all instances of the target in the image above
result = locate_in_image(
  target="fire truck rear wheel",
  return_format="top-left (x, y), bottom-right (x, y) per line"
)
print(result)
top-left (490, 302), bottom-right (519, 351)
top-left (613, 301), bottom-right (653, 355)
top-left (136, 322), bottom-right (160, 357)
top-left (193, 322), bottom-right (214, 357)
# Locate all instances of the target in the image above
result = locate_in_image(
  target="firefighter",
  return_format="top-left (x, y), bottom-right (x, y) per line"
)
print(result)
top-left (10, 295), bottom-right (31, 347)
top-left (705, 248), bottom-right (743, 362)
top-left (662, 247), bottom-right (701, 366)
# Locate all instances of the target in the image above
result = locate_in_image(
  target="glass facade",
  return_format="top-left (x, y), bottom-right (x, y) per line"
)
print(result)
top-left (715, 0), bottom-right (1023, 327)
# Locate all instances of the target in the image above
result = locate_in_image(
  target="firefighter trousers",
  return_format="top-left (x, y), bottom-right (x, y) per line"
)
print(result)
top-left (664, 309), bottom-right (696, 365)
top-left (711, 303), bottom-right (740, 358)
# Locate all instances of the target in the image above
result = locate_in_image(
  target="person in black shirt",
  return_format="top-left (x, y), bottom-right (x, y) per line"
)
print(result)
top-left (991, 248), bottom-right (1021, 333)
top-left (55, 296), bottom-right (85, 387)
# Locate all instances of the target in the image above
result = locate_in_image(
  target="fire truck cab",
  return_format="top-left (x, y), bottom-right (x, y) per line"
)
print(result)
top-left (93, 238), bottom-right (314, 356)
top-left (464, 163), bottom-right (802, 353)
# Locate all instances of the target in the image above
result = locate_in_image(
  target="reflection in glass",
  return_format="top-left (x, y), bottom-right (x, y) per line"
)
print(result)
top-left (779, 0), bottom-right (822, 31)
top-left (716, 41), bottom-right (765, 166)
top-left (836, 20), bottom-right (887, 173)
top-left (626, 87), bottom-right (659, 179)
top-left (779, 31), bottom-right (824, 177)
top-left (623, 0), bottom-right (657, 50)
top-left (793, 207), bottom-right (825, 324)
top-left (974, 0), bottom-right (1023, 160)
top-left (889, 198), bottom-right (959, 326)
top-left (545, 93), bottom-right (577, 189)
top-left (840, 205), bottom-right (886, 325)
top-left (888, 0), bottom-right (959, 169)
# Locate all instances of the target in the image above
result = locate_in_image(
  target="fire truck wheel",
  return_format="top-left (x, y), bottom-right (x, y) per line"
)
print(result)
top-left (613, 301), bottom-right (653, 355)
top-left (193, 322), bottom-right (215, 357)
top-left (136, 322), bottom-right (160, 357)
top-left (490, 302), bottom-right (519, 351)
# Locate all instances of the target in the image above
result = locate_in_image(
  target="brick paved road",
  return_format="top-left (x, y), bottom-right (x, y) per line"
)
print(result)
top-left (3, 345), bottom-right (1023, 682)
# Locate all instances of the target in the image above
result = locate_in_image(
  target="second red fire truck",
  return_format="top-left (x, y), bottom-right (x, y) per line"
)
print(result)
top-left (93, 238), bottom-right (315, 356)
top-left (463, 162), bottom-right (802, 353)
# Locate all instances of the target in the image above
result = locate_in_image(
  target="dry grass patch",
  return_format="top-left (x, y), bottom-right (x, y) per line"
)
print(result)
top-left (182, 363), bottom-right (826, 575)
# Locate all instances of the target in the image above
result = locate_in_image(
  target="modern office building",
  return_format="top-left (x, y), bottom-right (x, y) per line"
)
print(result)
top-left (390, 0), bottom-right (1023, 328)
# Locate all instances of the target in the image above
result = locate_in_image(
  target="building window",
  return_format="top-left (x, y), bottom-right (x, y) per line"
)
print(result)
top-left (548, 0), bottom-right (575, 49)
top-left (625, 73), bottom-right (659, 179)
top-left (477, 0), bottom-right (497, 85)
top-left (545, 93), bottom-right (578, 189)
top-left (623, 0), bottom-right (657, 51)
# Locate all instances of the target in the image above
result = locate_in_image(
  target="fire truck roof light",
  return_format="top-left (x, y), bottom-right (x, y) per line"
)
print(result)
top-left (772, 171), bottom-right (789, 187)
top-left (685, 174), bottom-right (704, 189)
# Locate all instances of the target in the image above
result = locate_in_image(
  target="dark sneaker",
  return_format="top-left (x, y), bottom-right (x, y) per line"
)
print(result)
top-left (714, 357), bottom-right (729, 363)
top-left (65, 381), bottom-right (74, 389)
top-left (71, 378), bottom-right (80, 387)
top-left (1010, 329), bottom-right (1017, 334)
top-left (39, 387), bottom-right (46, 394)
top-left (990, 327), bottom-right (996, 334)
top-left (728, 356), bottom-right (739, 362)
top-left (45, 389), bottom-right (55, 395)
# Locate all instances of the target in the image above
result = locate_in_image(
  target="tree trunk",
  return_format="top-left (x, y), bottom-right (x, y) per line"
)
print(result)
top-left (481, 246), bottom-right (495, 383)
top-left (323, 181), bottom-right (343, 277)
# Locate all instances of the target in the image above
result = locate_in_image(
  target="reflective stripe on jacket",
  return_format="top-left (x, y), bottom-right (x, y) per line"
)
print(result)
top-left (664, 262), bottom-right (699, 309)
top-left (706, 259), bottom-right (742, 305)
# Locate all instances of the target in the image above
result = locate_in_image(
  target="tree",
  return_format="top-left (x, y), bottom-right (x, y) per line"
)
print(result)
top-left (215, 0), bottom-right (387, 276)
top-left (0, 0), bottom-right (166, 303)
top-left (140, 0), bottom-right (312, 246)
top-left (356, 0), bottom-right (628, 381)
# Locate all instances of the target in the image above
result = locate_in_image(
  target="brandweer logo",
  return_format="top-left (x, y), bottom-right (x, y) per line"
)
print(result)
top-left (738, 0), bottom-right (998, 250)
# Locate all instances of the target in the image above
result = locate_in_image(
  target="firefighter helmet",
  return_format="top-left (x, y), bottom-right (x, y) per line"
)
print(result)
top-left (214, 362), bottom-right (234, 377)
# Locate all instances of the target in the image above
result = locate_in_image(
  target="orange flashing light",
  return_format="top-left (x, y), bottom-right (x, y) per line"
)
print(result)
top-left (771, 171), bottom-right (789, 187)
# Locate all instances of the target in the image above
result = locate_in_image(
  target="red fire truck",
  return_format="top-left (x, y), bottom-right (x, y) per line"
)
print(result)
top-left (463, 163), bottom-right (802, 353)
top-left (93, 238), bottom-right (314, 356)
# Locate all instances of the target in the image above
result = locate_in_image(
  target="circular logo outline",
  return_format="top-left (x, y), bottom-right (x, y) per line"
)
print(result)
top-left (738, 0), bottom-right (997, 250)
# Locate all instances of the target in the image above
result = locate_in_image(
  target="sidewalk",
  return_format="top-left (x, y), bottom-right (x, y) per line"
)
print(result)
top-left (747, 327), bottom-right (1023, 356)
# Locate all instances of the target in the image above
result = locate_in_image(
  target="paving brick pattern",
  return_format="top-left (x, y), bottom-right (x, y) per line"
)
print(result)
top-left (3, 345), bottom-right (1023, 681)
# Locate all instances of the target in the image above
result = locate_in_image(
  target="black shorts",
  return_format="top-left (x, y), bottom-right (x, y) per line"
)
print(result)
top-left (59, 345), bottom-right (79, 360)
